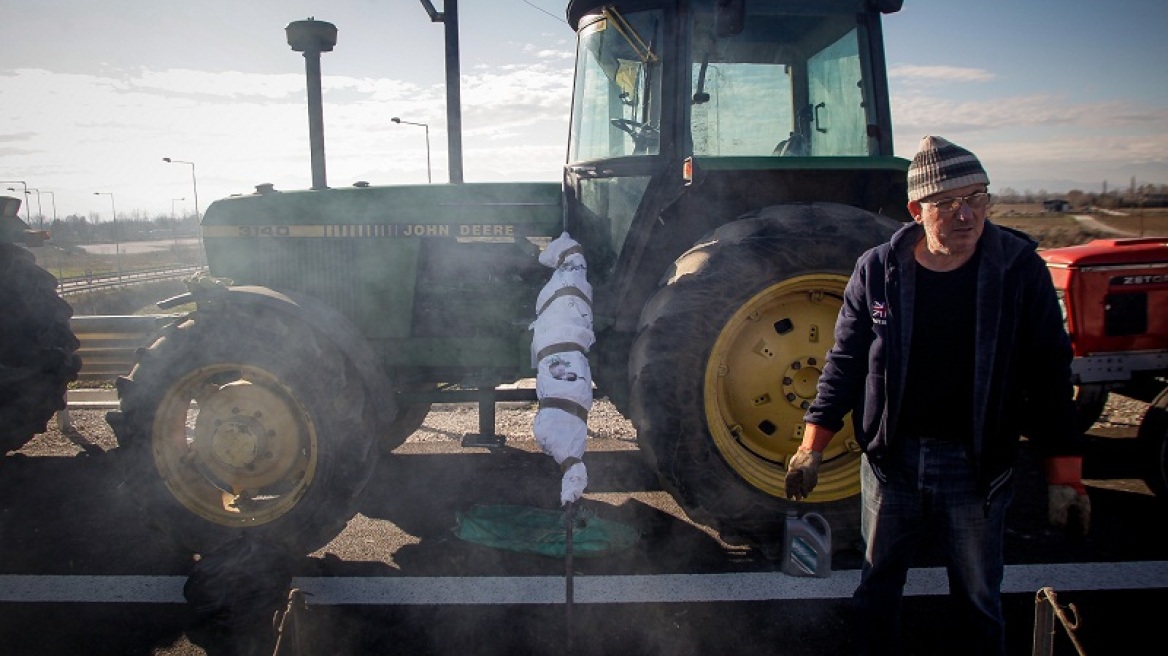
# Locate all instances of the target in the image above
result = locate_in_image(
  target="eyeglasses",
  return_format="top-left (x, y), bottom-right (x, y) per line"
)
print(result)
top-left (921, 192), bottom-right (993, 214)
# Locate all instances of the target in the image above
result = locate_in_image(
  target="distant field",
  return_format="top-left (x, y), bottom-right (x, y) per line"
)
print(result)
top-left (29, 240), bottom-right (205, 280)
top-left (990, 205), bottom-right (1168, 249)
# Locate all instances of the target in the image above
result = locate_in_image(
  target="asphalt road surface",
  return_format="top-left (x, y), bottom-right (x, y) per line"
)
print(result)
top-left (1, 399), bottom-right (1165, 655)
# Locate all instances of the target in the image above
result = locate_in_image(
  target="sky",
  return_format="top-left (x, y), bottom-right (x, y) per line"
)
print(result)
top-left (2, 0), bottom-right (1166, 220)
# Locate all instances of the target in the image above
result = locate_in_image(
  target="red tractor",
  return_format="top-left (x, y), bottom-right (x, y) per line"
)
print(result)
top-left (1040, 237), bottom-right (1168, 498)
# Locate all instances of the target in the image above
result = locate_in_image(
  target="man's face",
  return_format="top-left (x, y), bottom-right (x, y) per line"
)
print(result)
top-left (908, 183), bottom-right (990, 257)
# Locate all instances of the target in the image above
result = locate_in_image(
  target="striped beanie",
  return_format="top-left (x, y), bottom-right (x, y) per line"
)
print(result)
top-left (906, 136), bottom-right (990, 201)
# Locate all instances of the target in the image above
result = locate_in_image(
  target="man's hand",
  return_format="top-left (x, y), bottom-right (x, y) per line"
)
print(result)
top-left (1048, 485), bottom-right (1091, 536)
top-left (785, 447), bottom-right (823, 500)
top-left (1045, 455), bottom-right (1090, 537)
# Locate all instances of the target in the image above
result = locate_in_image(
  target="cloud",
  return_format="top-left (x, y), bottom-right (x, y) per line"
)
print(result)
top-left (893, 93), bottom-right (1168, 134)
top-left (892, 91), bottom-right (1168, 190)
top-left (0, 131), bottom-right (37, 143)
top-left (0, 60), bottom-right (573, 214)
top-left (889, 64), bottom-right (995, 84)
top-left (523, 43), bottom-right (575, 60)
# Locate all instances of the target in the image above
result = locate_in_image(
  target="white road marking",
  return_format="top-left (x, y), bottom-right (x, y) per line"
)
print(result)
top-left (2, 561), bottom-right (1166, 605)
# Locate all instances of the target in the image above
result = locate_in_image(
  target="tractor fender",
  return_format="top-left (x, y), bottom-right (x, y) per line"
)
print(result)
top-left (166, 284), bottom-right (398, 433)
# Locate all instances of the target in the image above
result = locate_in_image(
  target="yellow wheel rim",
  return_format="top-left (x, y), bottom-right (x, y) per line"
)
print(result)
top-left (704, 274), bottom-right (861, 501)
top-left (152, 364), bottom-right (319, 526)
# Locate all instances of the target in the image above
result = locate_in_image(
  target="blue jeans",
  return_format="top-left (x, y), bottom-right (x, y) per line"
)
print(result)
top-left (852, 437), bottom-right (1013, 656)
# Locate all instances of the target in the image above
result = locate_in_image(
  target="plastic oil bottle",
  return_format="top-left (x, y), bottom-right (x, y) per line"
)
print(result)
top-left (780, 511), bottom-right (832, 578)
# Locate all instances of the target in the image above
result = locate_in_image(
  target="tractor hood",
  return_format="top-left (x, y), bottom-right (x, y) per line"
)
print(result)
top-left (1041, 237), bottom-right (1168, 268)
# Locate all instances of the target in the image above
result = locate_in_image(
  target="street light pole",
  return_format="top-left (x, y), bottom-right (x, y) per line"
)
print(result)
top-left (171, 197), bottom-right (185, 249)
top-left (93, 192), bottom-right (122, 281)
top-left (391, 117), bottom-right (432, 183)
top-left (42, 190), bottom-right (61, 282)
top-left (25, 188), bottom-right (43, 229)
top-left (163, 158), bottom-right (200, 224)
top-left (42, 190), bottom-right (57, 227)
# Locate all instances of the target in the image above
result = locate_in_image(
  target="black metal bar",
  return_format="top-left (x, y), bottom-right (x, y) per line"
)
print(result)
top-left (443, 0), bottom-right (464, 183)
top-left (304, 50), bottom-right (328, 190)
top-left (457, 386), bottom-right (509, 447)
top-left (397, 387), bottom-right (537, 404)
top-left (565, 501), bottom-right (576, 654)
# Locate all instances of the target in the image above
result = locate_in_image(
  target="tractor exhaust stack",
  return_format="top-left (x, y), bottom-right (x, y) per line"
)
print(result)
top-left (286, 18), bottom-right (337, 190)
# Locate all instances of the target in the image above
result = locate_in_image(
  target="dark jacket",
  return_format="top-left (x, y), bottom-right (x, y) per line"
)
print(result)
top-left (803, 220), bottom-right (1081, 492)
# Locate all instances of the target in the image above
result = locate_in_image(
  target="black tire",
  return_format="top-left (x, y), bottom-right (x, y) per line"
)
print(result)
top-left (1073, 384), bottom-right (1108, 434)
top-left (107, 301), bottom-right (381, 555)
top-left (629, 204), bottom-right (899, 554)
top-left (379, 399), bottom-right (432, 453)
top-left (1138, 386), bottom-right (1168, 502)
top-left (0, 244), bottom-right (81, 454)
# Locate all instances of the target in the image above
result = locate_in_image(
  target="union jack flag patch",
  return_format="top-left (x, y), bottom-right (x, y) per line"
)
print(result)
top-left (871, 301), bottom-right (888, 319)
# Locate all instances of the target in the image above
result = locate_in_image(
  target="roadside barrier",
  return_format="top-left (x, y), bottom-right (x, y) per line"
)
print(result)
top-left (71, 315), bottom-right (175, 382)
top-left (57, 315), bottom-right (175, 426)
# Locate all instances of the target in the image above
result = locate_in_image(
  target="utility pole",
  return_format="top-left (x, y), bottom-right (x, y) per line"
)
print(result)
top-left (419, 1), bottom-right (464, 183)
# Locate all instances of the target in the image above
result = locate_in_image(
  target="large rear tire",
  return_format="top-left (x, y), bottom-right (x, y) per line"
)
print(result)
top-left (1073, 384), bottom-right (1108, 434)
top-left (629, 204), bottom-right (899, 553)
top-left (0, 244), bottom-right (81, 454)
top-left (108, 301), bottom-right (382, 555)
top-left (379, 395), bottom-right (432, 454)
top-left (1139, 386), bottom-right (1168, 502)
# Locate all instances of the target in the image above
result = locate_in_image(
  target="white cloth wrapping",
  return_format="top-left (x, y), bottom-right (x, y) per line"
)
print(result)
top-left (535, 351), bottom-right (593, 409)
top-left (561, 461), bottom-right (588, 506)
top-left (535, 259), bottom-right (592, 309)
top-left (539, 232), bottom-right (586, 268)
top-left (530, 322), bottom-right (595, 368)
top-left (533, 407), bottom-right (588, 464)
top-left (535, 288), bottom-right (593, 329)
top-left (531, 232), bottom-right (593, 506)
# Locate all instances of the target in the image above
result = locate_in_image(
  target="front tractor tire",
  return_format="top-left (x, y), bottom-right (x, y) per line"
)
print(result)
top-left (0, 244), bottom-right (81, 454)
top-left (1139, 386), bottom-right (1168, 502)
top-left (108, 299), bottom-right (383, 555)
top-left (629, 204), bottom-right (899, 554)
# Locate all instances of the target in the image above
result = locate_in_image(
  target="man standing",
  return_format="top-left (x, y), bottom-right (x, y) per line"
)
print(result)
top-left (785, 136), bottom-right (1092, 655)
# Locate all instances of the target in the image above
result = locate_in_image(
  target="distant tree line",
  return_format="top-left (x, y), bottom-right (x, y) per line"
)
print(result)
top-left (996, 182), bottom-right (1168, 210)
top-left (41, 212), bottom-right (201, 245)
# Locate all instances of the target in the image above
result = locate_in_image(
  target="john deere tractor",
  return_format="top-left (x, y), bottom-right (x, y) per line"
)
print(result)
top-left (108, 0), bottom-right (910, 556)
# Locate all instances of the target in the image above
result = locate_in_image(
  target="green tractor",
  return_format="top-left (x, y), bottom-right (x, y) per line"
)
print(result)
top-left (108, 0), bottom-right (910, 556)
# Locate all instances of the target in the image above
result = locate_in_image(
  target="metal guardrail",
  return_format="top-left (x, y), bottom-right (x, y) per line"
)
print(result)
top-left (71, 314), bottom-right (176, 381)
top-left (58, 265), bottom-right (204, 296)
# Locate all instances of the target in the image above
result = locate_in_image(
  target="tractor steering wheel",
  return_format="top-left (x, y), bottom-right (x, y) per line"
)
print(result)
top-left (610, 118), bottom-right (659, 154)
top-left (610, 118), bottom-right (645, 135)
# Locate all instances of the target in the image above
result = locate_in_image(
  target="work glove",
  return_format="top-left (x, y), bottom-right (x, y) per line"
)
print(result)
top-left (1045, 456), bottom-right (1091, 537)
top-left (785, 447), bottom-right (823, 501)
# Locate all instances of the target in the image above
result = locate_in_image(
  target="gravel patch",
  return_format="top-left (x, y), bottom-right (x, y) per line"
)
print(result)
top-left (11, 392), bottom-right (1149, 459)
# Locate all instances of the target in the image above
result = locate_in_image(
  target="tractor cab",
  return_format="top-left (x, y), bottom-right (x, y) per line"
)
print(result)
top-left (564, 0), bottom-right (908, 306)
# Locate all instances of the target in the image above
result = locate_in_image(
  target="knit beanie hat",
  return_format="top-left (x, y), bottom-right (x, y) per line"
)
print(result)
top-left (906, 136), bottom-right (990, 201)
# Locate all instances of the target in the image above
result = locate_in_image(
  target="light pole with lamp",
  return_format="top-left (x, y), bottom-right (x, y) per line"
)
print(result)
top-left (41, 190), bottom-right (62, 281)
top-left (93, 192), bottom-right (122, 281)
top-left (0, 180), bottom-right (29, 221)
top-left (171, 197), bottom-right (185, 249)
top-left (391, 117), bottom-right (432, 183)
top-left (41, 190), bottom-right (57, 227)
top-left (25, 188), bottom-right (43, 229)
top-left (162, 158), bottom-right (200, 225)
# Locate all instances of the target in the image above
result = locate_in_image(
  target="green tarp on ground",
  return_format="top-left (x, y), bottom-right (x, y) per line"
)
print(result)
top-left (453, 504), bottom-right (639, 558)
